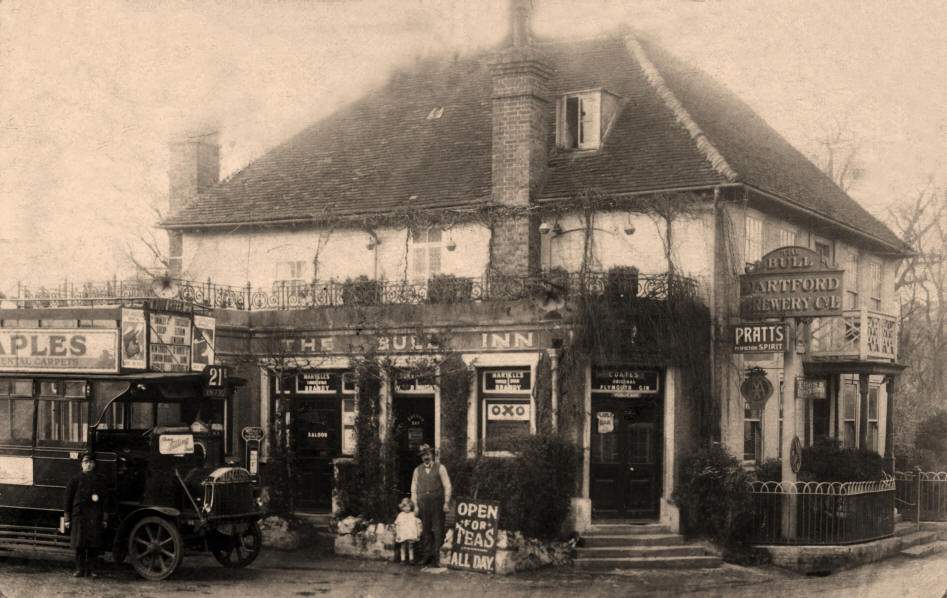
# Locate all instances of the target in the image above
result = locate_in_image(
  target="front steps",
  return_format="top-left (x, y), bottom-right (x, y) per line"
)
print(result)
top-left (574, 521), bottom-right (721, 570)
top-left (895, 521), bottom-right (945, 558)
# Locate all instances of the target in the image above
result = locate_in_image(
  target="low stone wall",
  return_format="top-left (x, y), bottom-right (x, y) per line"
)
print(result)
top-left (332, 516), bottom-right (576, 574)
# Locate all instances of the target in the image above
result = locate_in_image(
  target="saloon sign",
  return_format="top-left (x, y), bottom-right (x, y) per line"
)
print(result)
top-left (740, 247), bottom-right (844, 319)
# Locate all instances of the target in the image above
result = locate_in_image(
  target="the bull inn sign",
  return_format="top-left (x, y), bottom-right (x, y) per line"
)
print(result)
top-left (740, 247), bottom-right (844, 319)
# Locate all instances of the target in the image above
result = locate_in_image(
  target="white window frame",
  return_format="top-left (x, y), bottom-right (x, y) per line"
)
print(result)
top-left (410, 228), bottom-right (444, 281)
top-left (868, 260), bottom-right (882, 311)
top-left (745, 215), bottom-right (763, 265)
top-left (844, 250), bottom-right (860, 309)
top-left (274, 260), bottom-right (308, 290)
top-left (557, 91), bottom-right (601, 150)
top-left (778, 227), bottom-right (796, 248)
top-left (743, 401), bottom-right (762, 463)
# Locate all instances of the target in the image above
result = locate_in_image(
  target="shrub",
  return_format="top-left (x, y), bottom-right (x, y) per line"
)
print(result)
top-left (915, 411), bottom-right (947, 471)
top-left (450, 434), bottom-right (579, 540)
top-left (341, 275), bottom-right (379, 306)
top-left (427, 274), bottom-right (473, 304)
top-left (673, 445), bottom-right (754, 544)
top-left (755, 458), bottom-right (782, 482)
top-left (798, 439), bottom-right (884, 482)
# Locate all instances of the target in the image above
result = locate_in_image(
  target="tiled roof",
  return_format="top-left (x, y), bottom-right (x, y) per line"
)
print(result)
top-left (163, 34), bottom-right (904, 251)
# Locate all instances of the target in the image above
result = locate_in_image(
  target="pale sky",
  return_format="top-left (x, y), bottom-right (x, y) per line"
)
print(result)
top-left (2, 0), bottom-right (945, 292)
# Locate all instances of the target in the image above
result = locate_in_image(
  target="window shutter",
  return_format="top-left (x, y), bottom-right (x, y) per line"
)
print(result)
top-left (580, 94), bottom-right (600, 148)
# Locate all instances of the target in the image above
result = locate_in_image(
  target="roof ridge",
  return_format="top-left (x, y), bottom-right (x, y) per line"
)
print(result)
top-left (624, 35), bottom-right (738, 183)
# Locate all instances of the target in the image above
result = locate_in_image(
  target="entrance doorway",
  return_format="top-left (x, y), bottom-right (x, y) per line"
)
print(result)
top-left (292, 396), bottom-right (339, 510)
top-left (589, 373), bottom-right (663, 519)
top-left (392, 395), bottom-right (435, 497)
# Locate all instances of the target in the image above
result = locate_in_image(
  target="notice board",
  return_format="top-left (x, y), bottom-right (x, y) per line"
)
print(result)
top-left (447, 498), bottom-right (499, 573)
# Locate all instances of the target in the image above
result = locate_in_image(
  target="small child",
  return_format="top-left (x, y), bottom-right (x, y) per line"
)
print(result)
top-left (394, 497), bottom-right (422, 564)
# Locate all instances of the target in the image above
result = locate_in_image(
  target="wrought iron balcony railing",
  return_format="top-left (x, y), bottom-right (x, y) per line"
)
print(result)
top-left (808, 309), bottom-right (898, 362)
top-left (11, 271), bottom-right (699, 312)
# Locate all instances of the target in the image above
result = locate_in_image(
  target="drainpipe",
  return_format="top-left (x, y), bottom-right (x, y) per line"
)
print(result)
top-left (548, 348), bottom-right (559, 432)
top-left (710, 187), bottom-right (719, 445)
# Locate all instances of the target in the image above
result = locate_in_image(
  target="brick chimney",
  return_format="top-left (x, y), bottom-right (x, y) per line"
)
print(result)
top-left (167, 130), bottom-right (219, 277)
top-left (488, 0), bottom-right (551, 278)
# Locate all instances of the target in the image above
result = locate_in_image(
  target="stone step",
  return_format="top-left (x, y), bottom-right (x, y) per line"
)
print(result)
top-left (576, 544), bottom-right (714, 559)
top-left (583, 533), bottom-right (684, 547)
top-left (586, 522), bottom-right (669, 535)
top-left (901, 541), bottom-right (947, 558)
top-left (895, 521), bottom-right (922, 537)
top-left (900, 530), bottom-right (937, 549)
top-left (574, 555), bottom-right (722, 570)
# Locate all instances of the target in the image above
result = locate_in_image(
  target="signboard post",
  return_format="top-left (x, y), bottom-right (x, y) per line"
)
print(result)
top-left (448, 499), bottom-right (499, 573)
top-left (241, 426), bottom-right (265, 476)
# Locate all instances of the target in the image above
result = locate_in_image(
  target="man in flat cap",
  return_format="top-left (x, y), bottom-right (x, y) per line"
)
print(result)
top-left (410, 443), bottom-right (451, 566)
top-left (64, 453), bottom-right (110, 577)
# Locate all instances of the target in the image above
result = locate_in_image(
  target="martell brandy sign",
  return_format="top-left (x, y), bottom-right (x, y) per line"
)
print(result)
top-left (740, 247), bottom-right (844, 319)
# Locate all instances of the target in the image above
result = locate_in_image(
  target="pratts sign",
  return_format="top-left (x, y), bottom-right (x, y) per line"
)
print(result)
top-left (0, 329), bottom-right (119, 373)
top-left (732, 323), bottom-right (786, 353)
top-left (740, 247), bottom-right (844, 319)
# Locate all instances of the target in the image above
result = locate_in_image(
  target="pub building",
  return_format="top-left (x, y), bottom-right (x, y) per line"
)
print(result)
top-left (11, 2), bottom-right (909, 539)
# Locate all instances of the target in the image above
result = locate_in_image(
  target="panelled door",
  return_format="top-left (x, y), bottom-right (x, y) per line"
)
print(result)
top-left (292, 395), bottom-right (340, 510)
top-left (392, 395), bottom-right (435, 497)
top-left (590, 394), bottom-right (662, 519)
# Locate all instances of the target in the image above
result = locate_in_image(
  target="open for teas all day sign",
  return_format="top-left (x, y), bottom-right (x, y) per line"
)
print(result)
top-left (448, 499), bottom-right (499, 573)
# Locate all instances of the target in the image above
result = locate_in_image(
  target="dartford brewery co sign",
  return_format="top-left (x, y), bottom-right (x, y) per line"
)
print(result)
top-left (740, 247), bottom-right (844, 319)
top-left (0, 329), bottom-right (119, 373)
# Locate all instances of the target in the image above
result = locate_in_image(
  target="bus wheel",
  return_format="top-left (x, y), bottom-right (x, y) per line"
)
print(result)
top-left (127, 516), bottom-right (184, 580)
top-left (209, 522), bottom-right (262, 568)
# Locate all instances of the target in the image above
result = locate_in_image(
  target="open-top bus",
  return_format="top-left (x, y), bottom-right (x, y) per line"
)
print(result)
top-left (0, 307), bottom-right (262, 580)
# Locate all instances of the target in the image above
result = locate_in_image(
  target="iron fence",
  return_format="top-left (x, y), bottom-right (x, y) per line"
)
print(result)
top-left (749, 478), bottom-right (895, 545)
top-left (896, 469), bottom-right (947, 522)
top-left (13, 271), bottom-right (699, 312)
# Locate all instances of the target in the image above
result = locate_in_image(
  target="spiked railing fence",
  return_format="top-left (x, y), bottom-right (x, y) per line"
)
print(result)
top-left (749, 477), bottom-right (895, 545)
top-left (13, 271), bottom-right (699, 311)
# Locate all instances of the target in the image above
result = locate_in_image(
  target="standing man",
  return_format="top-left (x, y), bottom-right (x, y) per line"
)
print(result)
top-left (64, 453), bottom-right (109, 578)
top-left (410, 443), bottom-right (451, 566)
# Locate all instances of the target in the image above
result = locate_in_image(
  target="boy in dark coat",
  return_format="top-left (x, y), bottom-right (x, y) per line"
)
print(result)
top-left (64, 453), bottom-right (110, 577)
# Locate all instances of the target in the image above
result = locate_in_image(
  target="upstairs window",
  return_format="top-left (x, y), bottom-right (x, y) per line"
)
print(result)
top-left (778, 227), bottom-right (796, 248)
top-left (844, 250), bottom-right (860, 309)
top-left (869, 261), bottom-right (882, 310)
top-left (411, 228), bottom-right (443, 280)
top-left (745, 215), bottom-right (763, 264)
top-left (274, 260), bottom-right (308, 290)
top-left (814, 239), bottom-right (833, 266)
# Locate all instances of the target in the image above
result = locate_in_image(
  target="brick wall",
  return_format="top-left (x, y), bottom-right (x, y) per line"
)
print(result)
top-left (489, 48), bottom-right (551, 277)
top-left (168, 135), bottom-right (220, 215)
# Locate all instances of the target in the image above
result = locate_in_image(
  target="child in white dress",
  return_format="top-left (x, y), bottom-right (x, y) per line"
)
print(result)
top-left (394, 497), bottom-right (422, 564)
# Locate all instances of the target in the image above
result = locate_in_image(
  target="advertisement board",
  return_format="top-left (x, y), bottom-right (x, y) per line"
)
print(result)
top-left (590, 369), bottom-right (660, 395)
top-left (448, 499), bottom-right (499, 573)
top-left (121, 308), bottom-right (147, 369)
top-left (740, 247), bottom-right (844, 319)
top-left (191, 314), bottom-right (216, 372)
top-left (0, 329), bottom-right (119, 373)
top-left (482, 369), bottom-right (531, 393)
top-left (732, 323), bottom-right (786, 353)
top-left (150, 313), bottom-right (192, 372)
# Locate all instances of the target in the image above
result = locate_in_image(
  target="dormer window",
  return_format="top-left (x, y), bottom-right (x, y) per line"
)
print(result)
top-left (557, 89), bottom-right (622, 151)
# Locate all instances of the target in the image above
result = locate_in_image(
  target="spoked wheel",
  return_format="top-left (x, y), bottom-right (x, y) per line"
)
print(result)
top-left (128, 516), bottom-right (184, 581)
top-left (210, 522), bottom-right (262, 568)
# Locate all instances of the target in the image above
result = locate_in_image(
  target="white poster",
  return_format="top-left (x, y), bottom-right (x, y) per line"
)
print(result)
top-left (191, 314), bottom-right (216, 372)
top-left (0, 456), bottom-right (33, 485)
top-left (121, 308), bottom-right (147, 369)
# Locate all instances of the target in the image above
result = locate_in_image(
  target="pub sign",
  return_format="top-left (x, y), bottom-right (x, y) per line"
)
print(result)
top-left (740, 247), bottom-right (844, 319)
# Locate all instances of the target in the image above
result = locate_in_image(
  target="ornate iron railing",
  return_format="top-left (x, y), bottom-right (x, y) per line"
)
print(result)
top-left (12, 271), bottom-right (699, 312)
top-left (749, 477), bottom-right (895, 545)
top-left (895, 470), bottom-right (947, 522)
top-left (809, 309), bottom-right (898, 361)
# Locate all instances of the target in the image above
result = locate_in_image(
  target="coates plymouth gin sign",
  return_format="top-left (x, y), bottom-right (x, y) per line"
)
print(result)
top-left (0, 329), bottom-right (119, 373)
top-left (740, 247), bottom-right (844, 319)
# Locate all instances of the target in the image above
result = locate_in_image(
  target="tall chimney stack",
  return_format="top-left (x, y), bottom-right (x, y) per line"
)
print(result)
top-left (488, 0), bottom-right (550, 278)
top-left (167, 129), bottom-right (220, 278)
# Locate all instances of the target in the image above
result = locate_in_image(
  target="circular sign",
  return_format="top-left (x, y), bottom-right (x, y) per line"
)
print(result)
top-left (740, 369), bottom-right (774, 408)
top-left (241, 426), bottom-right (265, 442)
top-left (790, 436), bottom-right (803, 473)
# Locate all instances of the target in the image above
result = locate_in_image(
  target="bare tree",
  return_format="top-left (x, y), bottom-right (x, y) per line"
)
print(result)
top-left (813, 116), bottom-right (864, 193)
top-left (889, 183), bottom-right (947, 456)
